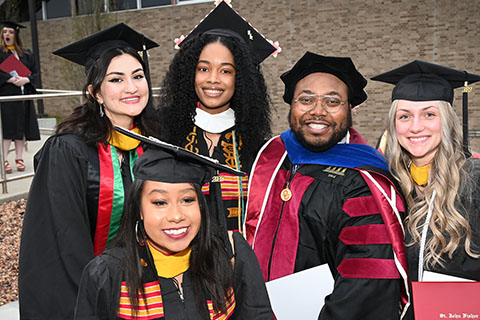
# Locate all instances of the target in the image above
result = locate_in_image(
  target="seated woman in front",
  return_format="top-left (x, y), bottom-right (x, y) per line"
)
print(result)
top-left (74, 132), bottom-right (273, 319)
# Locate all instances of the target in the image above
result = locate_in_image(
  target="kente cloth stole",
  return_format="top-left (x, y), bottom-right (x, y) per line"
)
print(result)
top-left (118, 280), bottom-right (164, 319)
top-left (207, 287), bottom-right (236, 320)
top-left (117, 281), bottom-right (235, 320)
top-left (184, 126), bottom-right (247, 227)
top-left (184, 126), bottom-right (241, 167)
top-left (184, 126), bottom-right (247, 198)
top-left (93, 144), bottom-right (143, 256)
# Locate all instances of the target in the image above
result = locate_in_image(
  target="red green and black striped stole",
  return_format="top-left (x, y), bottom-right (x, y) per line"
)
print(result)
top-left (93, 144), bottom-right (144, 256)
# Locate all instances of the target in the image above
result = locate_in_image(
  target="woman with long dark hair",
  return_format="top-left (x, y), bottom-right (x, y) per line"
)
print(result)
top-left (18, 24), bottom-right (158, 320)
top-left (158, 1), bottom-right (279, 231)
top-left (75, 133), bottom-right (273, 319)
top-left (373, 60), bottom-right (480, 318)
top-left (0, 21), bottom-right (40, 173)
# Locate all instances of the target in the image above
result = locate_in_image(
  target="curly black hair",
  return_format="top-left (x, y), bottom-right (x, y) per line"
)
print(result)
top-left (157, 32), bottom-right (272, 163)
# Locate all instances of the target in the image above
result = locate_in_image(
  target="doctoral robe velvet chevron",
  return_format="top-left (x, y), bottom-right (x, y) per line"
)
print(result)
top-left (245, 132), bottom-right (409, 319)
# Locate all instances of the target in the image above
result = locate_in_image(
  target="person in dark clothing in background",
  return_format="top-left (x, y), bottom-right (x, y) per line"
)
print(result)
top-left (0, 21), bottom-right (40, 173)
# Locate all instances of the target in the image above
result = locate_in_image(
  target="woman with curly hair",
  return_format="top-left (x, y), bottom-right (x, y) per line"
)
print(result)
top-left (157, 1), bottom-right (278, 231)
top-left (19, 24), bottom-right (158, 320)
top-left (373, 60), bottom-right (480, 317)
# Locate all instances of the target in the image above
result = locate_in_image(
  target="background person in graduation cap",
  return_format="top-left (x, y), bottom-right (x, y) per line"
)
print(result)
top-left (74, 129), bottom-right (274, 320)
top-left (157, 0), bottom-right (279, 232)
top-left (372, 61), bottom-right (480, 317)
top-left (245, 51), bottom-right (409, 319)
top-left (18, 23), bottom-right (158, 320)
top-left (0, 21), bottom-right (40, 173)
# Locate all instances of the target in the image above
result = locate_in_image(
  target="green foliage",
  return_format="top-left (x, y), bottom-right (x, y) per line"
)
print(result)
top-left (0, 0), bottom-right (22, 21)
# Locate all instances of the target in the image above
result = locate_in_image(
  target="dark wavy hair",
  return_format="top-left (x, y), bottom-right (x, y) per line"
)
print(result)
top-left (157, 33), bottom-right (272, 164)
top-left (109, 179), bottom-right (233, 318)
top-left (56, 46), bottom-right (155, 144)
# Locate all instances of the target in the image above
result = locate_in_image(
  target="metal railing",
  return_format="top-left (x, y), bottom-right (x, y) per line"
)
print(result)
top-left (0, 87), bottom-right (163, 193)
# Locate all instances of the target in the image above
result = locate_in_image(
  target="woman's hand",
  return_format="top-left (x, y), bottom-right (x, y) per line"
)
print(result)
top-left (6, 76), bottom-right (18, 83)
top-left (13, 76), bottom-right (30, 87)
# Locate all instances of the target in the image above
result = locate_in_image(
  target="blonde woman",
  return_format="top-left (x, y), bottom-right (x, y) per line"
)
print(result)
top-left (373, 60), bottom-right (480, 316)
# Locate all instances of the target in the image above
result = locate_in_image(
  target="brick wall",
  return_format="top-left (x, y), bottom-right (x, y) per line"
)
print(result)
top-left (19, 0), bottom-right (480, 149)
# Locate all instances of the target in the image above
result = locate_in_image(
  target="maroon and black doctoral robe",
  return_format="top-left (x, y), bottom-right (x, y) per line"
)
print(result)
top-left (245, 132), bottom-right (409, 319)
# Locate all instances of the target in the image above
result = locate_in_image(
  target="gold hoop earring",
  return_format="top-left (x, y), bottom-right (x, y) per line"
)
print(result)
top-left (135, 220), bottom-right (145, 246)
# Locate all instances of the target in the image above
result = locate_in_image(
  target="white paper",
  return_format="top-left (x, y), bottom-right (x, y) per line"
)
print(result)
top-left (422, 270), bottom-right (474, 282)
top-left (266, 264), bottom-right (334, 320)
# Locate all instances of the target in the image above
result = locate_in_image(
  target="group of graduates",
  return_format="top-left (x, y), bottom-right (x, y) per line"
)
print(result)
top-left (10, 1), bottom-right (480, 319)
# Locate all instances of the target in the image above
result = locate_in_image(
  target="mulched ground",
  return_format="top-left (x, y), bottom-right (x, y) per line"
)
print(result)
top-left (0, 199), bottom-right (25, 306)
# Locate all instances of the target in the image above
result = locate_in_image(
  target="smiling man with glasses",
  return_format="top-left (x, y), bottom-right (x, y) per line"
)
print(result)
top-left (245, 52), bottom-right (410, 319)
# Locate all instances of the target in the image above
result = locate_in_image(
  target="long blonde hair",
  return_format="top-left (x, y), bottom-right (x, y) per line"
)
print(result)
top-left (385, 99), bottom-right (478, 268)
top-left (0, 27), bottom-right (24, 57)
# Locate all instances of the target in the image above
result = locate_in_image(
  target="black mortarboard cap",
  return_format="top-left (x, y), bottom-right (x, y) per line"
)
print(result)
top-left (113, 126), bottom-right (245, 185)
top-left (179, 1), bottom-right (277, 64)
top-left (372, 60), bottom-right (480, 155)
top-left (115, 126), bottom-right (244, 256)
top-left (371, 60), bottom-right (480, 103)
top-left (280, 51), bottom-right (368, 107)
top-left (0, 21), bottom-right (26, 31)
top-left (52, 23), bottom-right (158, 74)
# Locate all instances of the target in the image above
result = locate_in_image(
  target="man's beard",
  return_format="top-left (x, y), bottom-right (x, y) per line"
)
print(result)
top-left (289, 108), bottom-right (352, 152)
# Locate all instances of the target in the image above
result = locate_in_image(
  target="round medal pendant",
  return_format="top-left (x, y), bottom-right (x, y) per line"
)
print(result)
top-left (280, 187), bottom-right (292, 201)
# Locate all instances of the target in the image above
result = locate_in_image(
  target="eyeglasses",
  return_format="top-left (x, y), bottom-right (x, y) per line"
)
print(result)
top-left (293, 94), bottom-right (347, 113)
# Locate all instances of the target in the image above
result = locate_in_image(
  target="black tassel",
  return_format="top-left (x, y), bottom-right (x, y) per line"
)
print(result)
top-left (208, 171), bottom-right (234, 259)
top-left (462, 79), bottom-right (472, 157)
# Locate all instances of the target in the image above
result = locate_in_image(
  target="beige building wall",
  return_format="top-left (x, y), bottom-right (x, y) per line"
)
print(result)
top-left (19, 0), bottom-right (480, 149)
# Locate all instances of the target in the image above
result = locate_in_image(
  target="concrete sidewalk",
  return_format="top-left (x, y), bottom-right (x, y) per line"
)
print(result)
top-left (0, 119), bottom-right (55, 320)
top-left (0, 133), bottom-right (49, 203)
top-left (0, 301), bottom-right (19, 320)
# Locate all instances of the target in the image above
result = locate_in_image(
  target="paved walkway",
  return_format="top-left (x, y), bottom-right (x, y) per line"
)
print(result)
top-left (0, 301), bottom-right (19, 320)
top-left (0, 119), bottom-right (55, 319)
top-left (0, 134), bottom-right (49, 203)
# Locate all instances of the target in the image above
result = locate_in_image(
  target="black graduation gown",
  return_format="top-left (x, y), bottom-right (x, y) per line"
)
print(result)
top-left (0, 49), bottom-right (40, 140)
top-left (405, 158), bottom-right (480, 319)
top-left (19, 133), bottom-right (142, 320)
top-left (294, 161), bottom-right (403, 319)
top-left (182, 125), bottom-right (251, 231)
top-left (75, 232), bottom-right (274, 320)
top-left (247, 135), bottom-right (407, 319)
